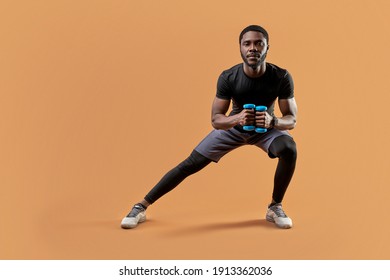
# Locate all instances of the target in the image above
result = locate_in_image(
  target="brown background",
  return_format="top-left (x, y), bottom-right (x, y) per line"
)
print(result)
top-left (1, 0), bottom-right (390, 259)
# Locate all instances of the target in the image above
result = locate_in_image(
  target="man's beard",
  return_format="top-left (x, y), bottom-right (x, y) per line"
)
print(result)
top-left (241, 52), bottom-right (267, 70)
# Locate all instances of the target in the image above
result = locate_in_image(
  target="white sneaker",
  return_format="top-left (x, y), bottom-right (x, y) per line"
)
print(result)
top-left (266, 203), bottom-right (293, 229)
top-left (121, 204), bottom-right (146, 229)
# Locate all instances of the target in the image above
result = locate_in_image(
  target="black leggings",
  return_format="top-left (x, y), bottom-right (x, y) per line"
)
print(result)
top-left (268, 135), bottom-right (297, 203)
top-left (144, 150), bottom-right (212, 203)
top-left (144, 135), bottom-right (297, 204)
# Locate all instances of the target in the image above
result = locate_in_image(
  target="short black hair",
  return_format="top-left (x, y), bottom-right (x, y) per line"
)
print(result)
top-left (239, 25), bottom-right (269, 44)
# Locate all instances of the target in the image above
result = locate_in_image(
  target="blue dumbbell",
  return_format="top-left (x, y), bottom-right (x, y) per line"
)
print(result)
top-left (243, 104), bottom-right (268, 133)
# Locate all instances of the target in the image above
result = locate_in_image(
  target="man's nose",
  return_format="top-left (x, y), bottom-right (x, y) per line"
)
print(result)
top-left (249, 43), bottom-right (258, 51)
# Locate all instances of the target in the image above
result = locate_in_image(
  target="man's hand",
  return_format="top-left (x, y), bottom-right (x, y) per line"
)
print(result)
top-left (255, 111), bottom-right (273, 128)
top-left (237, 108), bottom-right (255, 126)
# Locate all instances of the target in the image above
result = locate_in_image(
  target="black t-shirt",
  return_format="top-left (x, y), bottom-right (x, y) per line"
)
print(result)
top-left (216, 63), bottom-right (294, 117)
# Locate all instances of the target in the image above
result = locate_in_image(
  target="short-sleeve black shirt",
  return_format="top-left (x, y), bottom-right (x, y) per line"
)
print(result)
top-left (216, 62), bottom-right (294, 117)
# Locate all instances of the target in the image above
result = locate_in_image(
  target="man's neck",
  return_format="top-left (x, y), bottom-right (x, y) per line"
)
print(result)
top-left (243, 62), bottom-right (267, 78)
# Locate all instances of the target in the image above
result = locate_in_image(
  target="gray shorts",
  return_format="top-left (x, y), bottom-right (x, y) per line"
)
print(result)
top-left (194, 127), bottom-right (292, 162)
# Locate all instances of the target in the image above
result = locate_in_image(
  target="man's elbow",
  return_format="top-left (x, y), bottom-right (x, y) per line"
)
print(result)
top-left (211, 116), bottom-right (218, 129)
top-left (211, 114), bottom-right (224, 129)
top-left (211, 120), bottom-right (223, 130)
top-left (288, 118), bottom-right (297, 130)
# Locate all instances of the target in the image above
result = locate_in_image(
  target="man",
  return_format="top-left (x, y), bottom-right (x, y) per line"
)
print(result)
top-left (121, 25), bottom-right (298, 229)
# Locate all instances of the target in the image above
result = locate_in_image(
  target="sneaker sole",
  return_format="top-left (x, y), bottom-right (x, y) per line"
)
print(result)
top-left (121, 214), bottom-right (146, 229)
top-left (266, 216), bottom-right (292, 229)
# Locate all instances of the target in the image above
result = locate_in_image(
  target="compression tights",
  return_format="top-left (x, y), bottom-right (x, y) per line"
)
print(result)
top-left (268, 135), bottom-right (297, 203)
top-left (144, 150), bottom-right (212, 204)
top-left (144, 135), bottom-right (297, 205)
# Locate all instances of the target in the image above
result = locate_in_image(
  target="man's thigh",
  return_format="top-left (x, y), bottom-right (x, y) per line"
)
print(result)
top-left (194, 129), bottom-right (246, 162)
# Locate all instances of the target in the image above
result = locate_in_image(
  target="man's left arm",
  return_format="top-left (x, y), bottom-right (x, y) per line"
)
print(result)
top-left (273, 97), bottom-right (297, 130)
top-left (255, 98), bottom-right (297, 130)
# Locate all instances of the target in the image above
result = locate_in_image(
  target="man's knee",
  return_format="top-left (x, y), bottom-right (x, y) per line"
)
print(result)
top-left (269, 135), bottom-right (297, 160)
top-left (282, 138), bottom-right (297, 160)
top-left (177, 150), bottom-right (212, 175)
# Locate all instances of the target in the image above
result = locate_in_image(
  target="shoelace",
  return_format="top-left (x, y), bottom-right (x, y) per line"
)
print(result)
top-left (127, 204), bottom-right (145, 217)
top-left (270, 204), bottom-right (287, 218)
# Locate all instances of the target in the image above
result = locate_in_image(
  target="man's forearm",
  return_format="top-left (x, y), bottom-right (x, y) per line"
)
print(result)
top-left (274, 115), bottom-right (296, 130)
top-left (212, 114), bottom-right (240, 130)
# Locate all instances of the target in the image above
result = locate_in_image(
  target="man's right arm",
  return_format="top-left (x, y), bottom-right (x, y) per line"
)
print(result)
top-left (211, 97), bottom-right (254, 130)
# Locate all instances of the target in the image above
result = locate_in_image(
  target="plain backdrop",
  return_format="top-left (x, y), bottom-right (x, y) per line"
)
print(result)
top-left (1, 0), bottom-right (390, 259)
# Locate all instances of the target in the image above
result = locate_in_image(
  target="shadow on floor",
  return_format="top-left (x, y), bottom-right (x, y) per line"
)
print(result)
top-left (163, 219), bottom-right (275, 236)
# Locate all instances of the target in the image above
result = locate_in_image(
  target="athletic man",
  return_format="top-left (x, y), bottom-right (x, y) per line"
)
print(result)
top-left (121, 25), bottom-right (298, 229)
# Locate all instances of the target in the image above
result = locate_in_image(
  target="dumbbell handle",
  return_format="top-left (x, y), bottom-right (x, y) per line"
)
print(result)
top-left (242, 104), bottom-right (267, 133)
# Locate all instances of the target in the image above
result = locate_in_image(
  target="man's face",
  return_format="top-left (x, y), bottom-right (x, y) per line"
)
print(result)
top-left (240, 31), bottom-right (268, 69)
